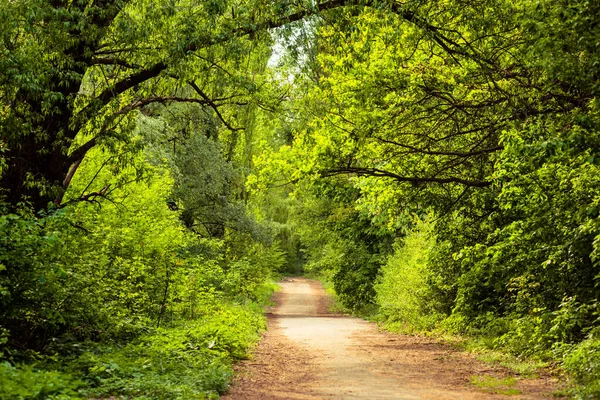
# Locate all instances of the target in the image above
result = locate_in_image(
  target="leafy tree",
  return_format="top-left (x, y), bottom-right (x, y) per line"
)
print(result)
top-left (0, 0), bottom-right (357, 211)
top-left (257, 0), bottom-right (600, 368)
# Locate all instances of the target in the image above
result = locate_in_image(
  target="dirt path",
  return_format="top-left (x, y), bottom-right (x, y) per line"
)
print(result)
top-left (223, 277), bottom-right (559, 399)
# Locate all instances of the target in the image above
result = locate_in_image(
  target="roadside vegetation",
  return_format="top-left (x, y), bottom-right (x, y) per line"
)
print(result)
top-left (0, 108), bottom-right (283, 398)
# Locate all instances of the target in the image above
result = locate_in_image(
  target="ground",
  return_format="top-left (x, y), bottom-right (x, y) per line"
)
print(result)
top-left (223, 277), bottom-right (560, 399)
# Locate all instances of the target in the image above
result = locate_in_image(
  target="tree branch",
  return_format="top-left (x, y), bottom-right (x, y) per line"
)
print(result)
top-left (188, 81), bottom-right (243, 132)
top-left (91, 57), bottom-right (136, 68)
top-left (69, 96), bottom-right (211, 164)
top-left (59, 184), bottom-right (112, 208)
top-left (373, 137), bottom-right (503, 157)
top-left (76, 0), bottom-right (464, 131)
top-left (323, 167), bottom-right (492, 187)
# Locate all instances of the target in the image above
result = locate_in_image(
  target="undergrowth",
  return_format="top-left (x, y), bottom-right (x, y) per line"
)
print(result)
top-left (0, 284), bottom-right (275, 400)
top-left (318, 216), bottom-right (600, 398)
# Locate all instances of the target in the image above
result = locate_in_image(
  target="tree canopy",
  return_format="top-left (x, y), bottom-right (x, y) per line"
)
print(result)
top-left (1, 0), bottom-right (600, 397)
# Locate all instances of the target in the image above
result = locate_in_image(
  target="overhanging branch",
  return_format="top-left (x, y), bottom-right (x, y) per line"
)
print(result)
top-left (373, 137), bottom-right (503, 157)
top-left (188, 81), bottom-right (243, 132)
top-left (69, 96), bottom-right (212, 164)
top-left (75, 0), bottom-right (467, 132)
top-left (323, 166), bottom-right (492, 187)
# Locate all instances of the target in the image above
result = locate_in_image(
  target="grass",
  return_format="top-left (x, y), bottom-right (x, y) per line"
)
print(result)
top-left (450, 335), bottom-right (551, 378)
top-left (474, 349), bottom-right (548, 377)
top-left (415, 330), bottom-right (553, 378)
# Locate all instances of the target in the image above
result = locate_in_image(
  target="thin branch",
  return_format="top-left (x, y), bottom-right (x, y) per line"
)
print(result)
top-left (68, 96), bottom-right (209, 164)
top-left (373, 137), bottom-right (503, 157)
top-left (59, 184), bottom-right (112, 208)
top-left (91, 57), bottom-right (136, 68)
top-left (188, 81), bottom-right (243, 132)
top-left (323, 166), bottom-right (492, 187)
top-left (79, 157), bottom-right (114, 199)
top-left (112, 96), bottom-right (209, 117)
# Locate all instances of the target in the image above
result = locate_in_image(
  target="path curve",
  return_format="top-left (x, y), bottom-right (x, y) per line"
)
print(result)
top-left (224, 277), bottom-right (558, 399)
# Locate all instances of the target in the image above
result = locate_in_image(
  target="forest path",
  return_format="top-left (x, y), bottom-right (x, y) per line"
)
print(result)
top-left (223, 277), bottom-right (558, 399)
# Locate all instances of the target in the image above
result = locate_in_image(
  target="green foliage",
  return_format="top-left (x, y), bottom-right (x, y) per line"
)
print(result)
top-left (4, 0), bottom-right (600, 395)
top-left (0, 291), bottom-right (270, 400)
top-left (0, 362), bottom-right (81, 400)
top-left (141, 105), bottom-right (266, 241)
top-left (0, 112), bottom-right (279, 397)
top-left (0, 157), bottom-right (198, 347)
top-left (74, 302), bottom-right (266, 400)
top-left (253, 0), bottom-right (600, 392)
top-left (249, 188), bottom-right (304, 274)
top-left (0, 0), bottom-right (302, 211)
top-left (289, 179), bottom-right (395, 312)
top-left (331, 239), bottom-right (382, 312)
top-left (563, 338), bottom-right (600, 399)
top-left (375, 218), bottom-right (441, 332)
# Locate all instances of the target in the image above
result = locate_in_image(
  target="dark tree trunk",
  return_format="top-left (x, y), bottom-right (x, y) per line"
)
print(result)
top-left (0, 1), bottom-right (122, 212)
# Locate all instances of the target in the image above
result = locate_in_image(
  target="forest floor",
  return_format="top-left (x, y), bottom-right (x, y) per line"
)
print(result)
top-left (223, 277), bottom-right (561, 399)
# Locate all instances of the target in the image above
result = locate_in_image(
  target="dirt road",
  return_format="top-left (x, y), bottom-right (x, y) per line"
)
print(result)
top-left (224, 277), bottom-right (558, 399)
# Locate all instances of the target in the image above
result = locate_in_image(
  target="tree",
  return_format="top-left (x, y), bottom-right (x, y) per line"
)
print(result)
top-left (255, 0), bottom-right (600, 345)
top-left (3, 0), bottom-right (543, 212)
top-left (0, 0), bottom-right (358, 211)
top-left (264, 0), bottom-right (596, 211)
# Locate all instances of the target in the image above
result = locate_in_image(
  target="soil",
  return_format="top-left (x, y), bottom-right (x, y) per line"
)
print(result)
top-left (223, 277), bottom-right (560, 399)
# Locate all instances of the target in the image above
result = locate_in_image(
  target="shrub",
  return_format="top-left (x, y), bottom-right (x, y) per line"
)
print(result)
top-left (563, 338), bottom-right (600, 399)
top-left (0, 362), bottom-right (81, 400)
top-left (74, 301), bottom-right (267, 399)
top-left (375, 218), bottom-right (442, 331)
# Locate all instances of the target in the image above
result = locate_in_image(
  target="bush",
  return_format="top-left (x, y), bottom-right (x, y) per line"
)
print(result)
top-left (73, 300), bottom-right (267, 399)
top-left (0, 168), bottom-right (275, 398)
top-left (563, 338), bottom-right (600, 399)
top-left (375, 218), bottom-right (442, 332)
top-left (0, 362), bottom-right (81, 400)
